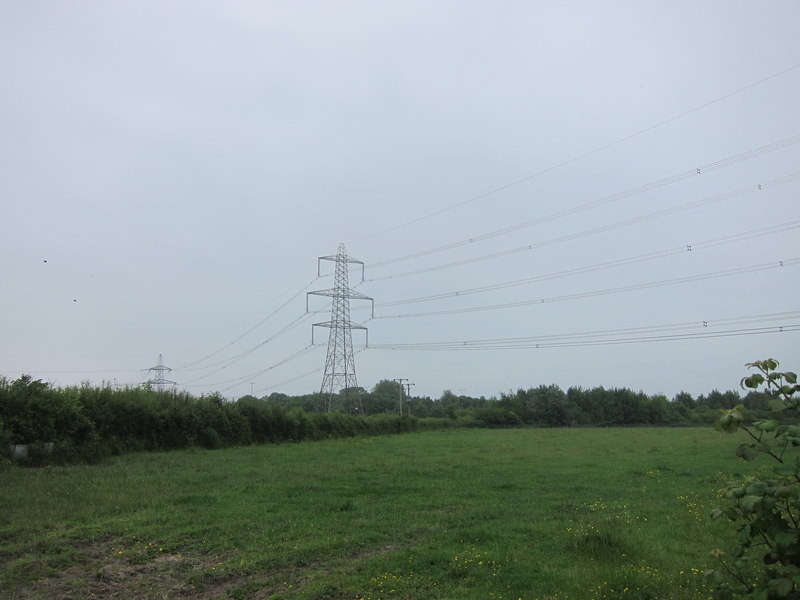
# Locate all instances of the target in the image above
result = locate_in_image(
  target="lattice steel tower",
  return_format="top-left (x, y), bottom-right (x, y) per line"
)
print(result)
top-left (307, 244), bottom-right (373, 410)
top-left (145, 353), bottom-right (177, 391)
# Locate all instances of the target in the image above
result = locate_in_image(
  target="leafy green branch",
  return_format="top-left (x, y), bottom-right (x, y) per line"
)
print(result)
top-left (707, 359), bottom-right (800, 600)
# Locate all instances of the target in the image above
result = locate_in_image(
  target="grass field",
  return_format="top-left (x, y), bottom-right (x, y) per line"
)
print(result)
top-left (0, 427), bottom-right (760, 600)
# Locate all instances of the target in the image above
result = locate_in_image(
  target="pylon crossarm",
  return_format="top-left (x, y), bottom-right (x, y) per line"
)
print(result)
top-left (346, 289), bottom-right (373, 302)
top-left (317, 255), bottom-right (336, 276)
top-left (313, 320), bottom-right (364, 328)
top-left (308, 289), bottom-right (337, 298)
top-left (307, 289), bottom-right (335, 312)
top-left (318, 254), bottom-right (364, 275)
top-left (311, 321), bottom-right (333, 344)
top-left (311, 288), bottom-right (369, 300)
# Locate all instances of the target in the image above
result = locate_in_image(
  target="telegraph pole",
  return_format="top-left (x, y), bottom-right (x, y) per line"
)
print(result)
top-left (404, 382), bottom-right (415, 415)
top-left (307, 244), bottom-right (374, 411)
top-left (393, 378), bottom-right (408, 415)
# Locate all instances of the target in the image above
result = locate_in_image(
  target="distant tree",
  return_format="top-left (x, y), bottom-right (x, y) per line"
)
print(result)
top-left (529, 385), bottom-right (574, 427)
top-left (337, 386), bottom-right (367, 414)
top-left (697, 389), bottom-right (740, 410)
top-left (473, 406), bottom-right (522, 427)
top-left (741, 390), bottom-right (771, 412)
top-left (497, 389), bottom-right (531, 423)
top-left (669, 391), bottom-right (696, 422)
top-left (647, 393), bottom-right (670, 424)
top-left (497, 385), bottom-right (574, 426)
top-left (565, 386), bottom-right (592, 425)
top-left (415, 396), bottom-right (450, 418)
top-left (439, 389), bottom-right (458, 404)
top-left (673, 391), bottom-right (696, 408)
top-left (367, 380), bottom-right (402, 415)
top-left (575, 386), bottom-right (617, 425)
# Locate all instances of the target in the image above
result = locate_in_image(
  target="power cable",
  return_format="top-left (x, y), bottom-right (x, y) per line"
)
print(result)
top-left (369, 310), bottom-right (799, 350)
top-left (374, 258), bottom-right (800, 319)
top-left (368, 134), bottom-right (800, 268)
top-left (370, 325), bottom-right (799, 350)
top-left (255, 346), bottom-right (367, 395)
top-left (350, 63), bottom-right (800, 245)
top-left (0, 368), bottom-right (142, 375)
top-left (372, 219), bottom-right (800, 307)
top-left (13, 224), bottom-right (795, 380)
top-left (256, 365), bottom-right (326, 396)
top-left (177, 313), bottom-right (314, 382)
top-left (182, 344), bottom-right (318, 391)
top-left (175, 273), bottom-right (319, 370)
top-left (366, 172), bottom-right (800, 282)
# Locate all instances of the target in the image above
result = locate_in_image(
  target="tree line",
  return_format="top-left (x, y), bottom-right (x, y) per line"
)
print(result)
top-left (0, 374), bottom-right (777, 465)
top-left (266, 378), bottom-right (772, 427)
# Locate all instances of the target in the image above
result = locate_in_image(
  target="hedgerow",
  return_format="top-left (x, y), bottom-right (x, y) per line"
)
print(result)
top-left (0, 376), bottom-right (451, 464)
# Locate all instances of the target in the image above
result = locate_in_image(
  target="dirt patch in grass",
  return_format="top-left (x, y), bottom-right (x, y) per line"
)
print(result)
top-left (13, 538), bottom-right (403, 600)
top-left (17, 538), bottom-right (245, 600)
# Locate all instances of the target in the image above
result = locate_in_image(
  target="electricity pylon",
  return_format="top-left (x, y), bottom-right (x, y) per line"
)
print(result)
top-left (145, 353), bottom-right (177, 391)
top-left (307, 243), bottom-right (373, 411)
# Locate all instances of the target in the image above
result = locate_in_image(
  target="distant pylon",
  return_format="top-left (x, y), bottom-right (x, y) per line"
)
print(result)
top-left (307, 243), bottom-right (374, 411)
top-left (145, 353), bottom-right (177, 391)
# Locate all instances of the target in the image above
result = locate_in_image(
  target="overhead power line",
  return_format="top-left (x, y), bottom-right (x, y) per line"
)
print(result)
top-left (257, 365), bottom-right (326, 396)
top-left (374, 258), bottom-right (800, 319)
top-left (255, 347), bottom-right (368, 396)
top-left (184, 345), bottom-right (319, 392)
top-left (366, 172), bottom-right (800, 282)
top-left (371, 219), bottom-right (800, 308)
top-left (178, 313), bottom-right (315, 382)
top-left (369, 311), bottom-right (800, 351)
top-left (1, 368), bottom-right (141, 376)
top-left (175, 274), bottom-right (319, 370)
top-left (368, 134), bottom-right (800, 269)
top-left (370, 325), bottom-right (799, 350)
top-left (351, 63), bottom-right (800, 245)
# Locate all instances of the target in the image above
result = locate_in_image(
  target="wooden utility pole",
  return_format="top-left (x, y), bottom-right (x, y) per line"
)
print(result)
top-left (404, 382), bottom-right (415, 414)
top-left (393, 378), bottom-right (408, 415)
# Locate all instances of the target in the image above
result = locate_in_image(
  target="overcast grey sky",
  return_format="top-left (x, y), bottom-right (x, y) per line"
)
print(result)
top-left (1, 1), bottom-right (798, 401)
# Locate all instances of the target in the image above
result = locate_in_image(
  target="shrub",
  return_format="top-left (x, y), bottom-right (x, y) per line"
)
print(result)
top-left (708, 359), bottom-right (800, 599)
top-left (472, 406), bottom-right (522, 427)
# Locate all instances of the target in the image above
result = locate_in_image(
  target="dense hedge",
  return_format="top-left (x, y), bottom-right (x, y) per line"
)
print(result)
top-left (1, 374), bottom-right (781, 465)
top-left (0, 376), bottom-right (452, 465)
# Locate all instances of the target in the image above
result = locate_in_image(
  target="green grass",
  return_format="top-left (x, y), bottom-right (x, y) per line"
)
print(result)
top-left (0, 427), bottom-right (760, 599)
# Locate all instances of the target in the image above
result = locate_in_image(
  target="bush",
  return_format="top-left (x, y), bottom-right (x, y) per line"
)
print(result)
top-left (472, 406), bottom-right (522, 427)
top-left (708, 359), bottom-right (800, 599)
